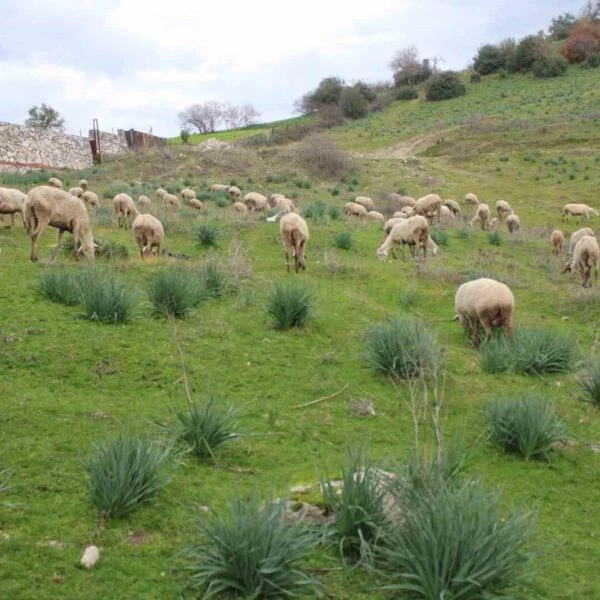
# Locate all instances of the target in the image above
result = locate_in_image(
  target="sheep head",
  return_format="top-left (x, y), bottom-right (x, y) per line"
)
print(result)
top-left (376, 246), bottom-right (388, 261)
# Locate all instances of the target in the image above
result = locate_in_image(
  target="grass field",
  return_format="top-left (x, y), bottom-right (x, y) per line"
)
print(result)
top-left (1, 65), bottom-right (600, 599)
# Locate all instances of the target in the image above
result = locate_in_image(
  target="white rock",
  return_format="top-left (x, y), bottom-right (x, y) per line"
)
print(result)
top-left (80, 545), bottom-right (100, 568)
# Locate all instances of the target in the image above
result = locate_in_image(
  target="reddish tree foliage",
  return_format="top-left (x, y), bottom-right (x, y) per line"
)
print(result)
top-left (561, 20), bottom-right (600, 63)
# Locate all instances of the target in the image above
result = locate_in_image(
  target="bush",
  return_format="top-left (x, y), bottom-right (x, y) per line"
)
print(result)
top-left (180, 129), bottom-right (191, 144)
top-left (327, 204), bottom-right (342, 220)
top-left (473, 44), bottom-right (506, 75)
top-left (85, 434), bottom-right (174, 519)
top-left (148, 267), bottom-right (205, 318)
top-left (266, 280), bottom-right (313, 330)
top-left (484, 396), bottom-right (566, 460)
top-left (171, 398), bottom-right (239, 460)
top-left (198, 260), bottom-right (228, 299)
top-left (581, 51), bottom-right (600, 68)
top-left (425, 71), bottom-right (466, 102)
top-left (508, 35), bottom-right (548, 72)
top-left (429, 228), bottom-right (448, 247)
top-left (332, 230), bottom-right (354, 250)
top-left (39, 269), bottom-right (83, 306)
top-left (470, 71), bottom-right (482, 83)
top-left (487, 230), bottom-right (503, 246)
top-left (364, 317), bottom-right (442, 379)
top-left (532, 54), bottom-right (568, 78)
top-left (194, 223), bottom-right (220, 248)
top-left (80, 272), bottom-right (136, 324)
top-left (395, 86), bottom-right (418, 101)
top-left (578, 360), bottom-right (600, 407)
top-left (96, 239), bottom-right (130, 260)
top-left (293, 134), bottom-right (353, 179)
top-left (303, 200), bottom-right (326, 219)
top-left (478, 335), bottom-right (514, 374)
top-left (182, 494), bottom-right (319, 599)
top-left (561, 20), bottom-right (600, 63)
top-left (340, 86), bottom-right (369, 119)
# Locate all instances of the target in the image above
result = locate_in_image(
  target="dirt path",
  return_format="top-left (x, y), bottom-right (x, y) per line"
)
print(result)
top-left (358, 133), bottom-right (439, 159)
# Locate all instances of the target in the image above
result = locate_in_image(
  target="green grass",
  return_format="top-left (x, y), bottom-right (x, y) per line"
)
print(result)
top-left (39, 268), bottom-right (84, 306)
top-left (266, 280), bottom-right (313, 329)
top-left (79, 271), bottom-right (137, 324)
top-left (148, 266), bottom-right (205, 318)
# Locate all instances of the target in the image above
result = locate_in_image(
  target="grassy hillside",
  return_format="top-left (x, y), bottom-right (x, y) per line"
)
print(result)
top-left (1, 66), bottom-right (600, 599)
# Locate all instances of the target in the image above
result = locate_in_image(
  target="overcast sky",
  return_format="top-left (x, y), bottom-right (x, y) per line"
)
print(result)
top-left (1, 0), bottom-right (584, 138)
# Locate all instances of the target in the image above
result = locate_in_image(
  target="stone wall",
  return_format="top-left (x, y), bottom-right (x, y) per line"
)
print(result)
top-left (90, 129), bottom-right (129, 156)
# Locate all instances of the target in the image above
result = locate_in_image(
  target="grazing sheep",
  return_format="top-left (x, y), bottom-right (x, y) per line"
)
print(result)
top-left (228, 186), bottom-right (241, 202)
top-left (345, 202), bottom-right (368, 218)
top-left (68, 187), bottom-right (84, 198)
top-left (79, 179), bottom-right (88, 192)
top-left (155, 188), bottom-right (167, 202)
top-left (506, 213), bottom-right (520, 234)
top-left (164, 193), bottom-right (181, 209)
top-left (470, 203), bottom-right (491, 231)
top-left (189, 198), bottom-right (203, 210)
top-left (489, 217), bottom-right (500, 231)
top-left (367, 210), bottom-right (385, 222)
top-left (244, 192), bottom-right (268, 213)
top-left (464, 192), bottom-right (479, 206)
top-left (400, 205), bottom-right (415, 216)
top-left (425, 236), bottom-right (440, 257)
top-left (568, 227), bottom-right (595, 257)
top-left (562, 235), bottom-right (600, 288)
top-left (454, 278), bottom-right (515, 346)
top-left (137, 195), bottom-right (151, 210)
top-left (268, 193), bottom-right (286, 207)
top-left (47, 177), bottom-right (63, 189)
top-left (279, 213), bottom-right (309, 273)
top-left (551, 229), bottom-right (565, 255)
top-left (132, 213), bottom-right (164, 259)
top-left (439, 205), bottom-right (454, 220)
top-left (26, 185), bottom-right (95, 262)
top-left (354, 196), bottom-right (375, 212)
top-left (181, 188), bottom-right (196, 201)
top-left (496, 200), bottom-right (514, 221)
top-left (233, 201), bottom-right (249, 214)
top-left (0, 187), bottom-right (28, 228)
top-left (383, 217), bottom-right (405, 242)
top-left (388, 194), bottom-right (416, 209)
top-left (414, 193), bottom-right (442, 223)
top-left (209, 183), bottom-right (229, 193)
top-left (377, 215), bottom-right (429, 261)
top-left (113, 193), bottom-right (140, 228)
top-left (392, 211), bottom-right (408, 219)
top-left (273, 196), bottom-right (295, 214)
top-left (81, 191), bottom-right (99, 209)
top-left (563, 203), bottom-right (598, 220)
top-left (443, 199), bottom-right (461, 216)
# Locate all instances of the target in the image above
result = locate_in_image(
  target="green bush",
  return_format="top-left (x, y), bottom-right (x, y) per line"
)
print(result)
top-left (473, 44), bottom-right (506, 75)
top-left (327, 204), bottom-right (342, 220)
top-left (364, 317), bottom-right (442, 379)
top-left (39, 269), bottom-right (83, 306)
top-left (85, 434), bottom-right (174, 519)
top-left (487, 230), bottom-right (503, 246)
top-left (578, 360), bottom-right (600, 407)
top-left (198, 261), bottom-right (228, 299)
top-left (508, 35), bottom-right (548, 73)
top-left (183, 493), bottom-right (319, 599)
top-left (425, 71), bottom-right (466, 102)
top-left (80, 272), bottom-right (136, 324)
top-left (332, 230), bottom-right (354, 250)
top-left (429, 228), bottom-right (448, 247)
top-left (582, 52), bottom-right (600, 69)
top-left (194, 223), bottom-right (220, 248)
top-left (303, 200), bottom-right (326, 219)
top-left (96, 239), bottom-right (130, 260)
top-left (478, 335), bottom-right (514, 374)
top-left (148, 267), bottom-right (205, 318)
top-left (532, 55), bottom-right (568, 78)
top-left (340, 86), bottom-right (369, 119)
top-left (395, 86), bottom-right (418, 101)
top-left (266, 281), bottom-right (313, 330)
top-left (485, 396), bottom-right (567, 460)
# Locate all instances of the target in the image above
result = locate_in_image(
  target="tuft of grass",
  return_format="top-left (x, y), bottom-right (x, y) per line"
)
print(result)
top-left (488, 230), bottom-right (503, 246)
top-left (182, 493), bottom-right (319, 599)
top-left (429, 228), bottom-right (448, 247)
top-left (198, 261), bottom-right (228, 299)
top-left (303, 200), bottom-right (326, 219)
top-left (399, 287), bottom-right (420, 309)
top-left (39, 269), bottom-right (83, 306)
top-left (478, 335), bottom-right (514, 374)
top-left (266, 280), bottom-right (313, 330)
top-left (327, 205), bottom-right (342, 220)
top-left (171, 398), bottom-right (239, 460)
top-left (364, 317), bottom-right (442, 379)
top-left (457, 227), bottom-right (472, 240)
top-left (148, 267), bottom-right (205, 318)
top-left (484, 395), bottom-right (567, 461)
top-left (85, 433), bottom-right (174, 519)
top-left (332, 230), bottom-right (354, 250)
top-left (96, 239), bottom-right (130, 260)
top-left (80, 272), bottom-right (136, 324)
top-left (579, 359), bottom-right (600, 407)
top-left (194, 223), bottom-right (220, 248)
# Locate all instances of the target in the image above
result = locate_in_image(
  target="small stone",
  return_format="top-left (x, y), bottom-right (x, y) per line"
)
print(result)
top-left (80, 545), bottom-right (100, 568)
top-left (48, 540), bottom-right (65, 549)
top-left (290, 485), bottom-right (311, 495)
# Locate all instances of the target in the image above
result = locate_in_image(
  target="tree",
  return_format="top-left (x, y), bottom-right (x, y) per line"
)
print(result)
top-left (179, 101), bottom-right (223, 133)
top-left (390, 46), bottom-right (432, 87)
top-left (473, 44), bottom-right (506, 75)
top-left (312, 77), bottom-right (344, 105)
top-left (222, 103), bottom-right (260, 129)
top-left (561, 19), bottom-right (600, 62)
top-left (24, 103), bottom-right (65, 131)
top-left (548, 13), bottom-right (577, 40)
top-left (425, 71), bottom-right (466, 102)
top-left (508, 35), bottom-right (548, 72)
top-left (580, 0), bottom-right (600, 21)
top-left (339, 87), bottom-right (368, 119)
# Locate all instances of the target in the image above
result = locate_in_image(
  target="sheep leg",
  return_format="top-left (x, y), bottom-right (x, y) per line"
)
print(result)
top-left (30, 214), bottom-right (49, 262)
top-left (297, 240), bottom-right (306, 272)
top-left (48, 229), bottom-right (66, 263)
top-left (283, 242), bottom-right (291, 273)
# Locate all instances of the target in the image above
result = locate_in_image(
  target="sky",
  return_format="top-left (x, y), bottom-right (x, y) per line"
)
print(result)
top-left (1, 0), bottom-right (585, 138)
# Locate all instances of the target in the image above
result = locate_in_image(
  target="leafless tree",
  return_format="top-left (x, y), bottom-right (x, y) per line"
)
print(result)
top-left (222, 103), bottom-right (260, 129)
top-left (178, 101), bottom-right (223, 133)
top-left (389, 44), bottom-right (420, 73)
top-left (580, 0), bottom-right (600, 21)
top-left (389, 45), bottom-right (432, 86)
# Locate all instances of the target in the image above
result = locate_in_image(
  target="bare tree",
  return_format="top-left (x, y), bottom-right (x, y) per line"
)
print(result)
top-left (389, 44), bottom-right (420, 73)
top-left (389, 45), bottom-right (432, 87)
top-left (178, 101), bottom-right (223, 133)
top-left (580, 0), bottom-right (600, 21)
top-left (222, 103), bottom-right (260, 129)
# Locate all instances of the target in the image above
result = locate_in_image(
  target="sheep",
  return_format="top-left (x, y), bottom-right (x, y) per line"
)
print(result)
top-left (354, 196), bottom-right (375, 212)
top-left (388, 194), bottom-right (416, 209)
top-left (377, 215), bottom-right (429, 261)
top-left (551, 229), bottom-right (565, 255)
top-left (383, 217), bottom-right (405, 242)
top-left (563, 203), bottom-right (598, 220)
top-left (414, 193), bottom-right (442, 223)
top-left (244, 192), bottom-right (268, 213)
top-left (392, 211), bottom-right (408, 219)
top-left (209, 183), bottom-right (229, 193)
top-left (496, 200), bottom-right (514, 221)
top-left (0, 188), bottom-right (28, 228)
top-left (464, 192), bottom-right (479, 206)
top-left (425, 236), bottom-right (440, 257)
top-left (233, 201), bottom-right (249, 214)
top-left (345, 202), bottom-right (368, 218)
top-left (506, 213), bottom-right (520, 234)
top-left (268, 193), bottom-right (286, 208)
top-left (443, 199), bottom-right (461, 216)
top-left (439, 205), bottom-right (454, 220)
top-left (400, 205), bottom-right (415, 216)
top-left (155, 188), bottom-right (167, 202)
top-left (137, 195), bottom-right (151, 210)
top-left (488, 217), bottom-right (500, 231)
top-left (454, 278), bottom-right (515, 346)
top-left (26, 185), bottom-right (96, 262)
top-left (470, 203), bottom-right (491, 231)
top-left (81, 191), bottom-right (99, 209)
top-left (79, 179), bottom-right (88, 192)
top-left (568, 227), bottom-right (595, 257)
top-left (164, 193), bottom-right (181, 209)
top-left (562, 235), bottom-right (600, 288)
top-left (279, 213), bottom-right (309, 273)
top-left (132, 213), bottom-right (164, 260)
top-left (228, 186), bottom-right (241, 202)
top-left (273, 196), bottom-right (295, 214)
top-left (47, 177), bottom-right (63, 189)
top-left (68, 187), bottom-right (84, 198)
top-left (187, 198), bottom-right (201, 210)
top-left (181, 188), bottom-right (196, 201)
top-left (113, 193), bottom-right (140, 228)
top-left (367, 211), bottom-right (385, 222)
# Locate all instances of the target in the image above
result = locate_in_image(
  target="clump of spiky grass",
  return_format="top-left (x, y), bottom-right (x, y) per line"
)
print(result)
top-left (332, 230), bottom-right (354, 250)
top-left (579, 359), bottom-right (600, 407)
top-left (303, 200), bottom-right (326, 219)
top-left (399, 287), bottom-right (420, 309)
top-left (199, 260), bottom-right (228, 299)
top-left (488, 230), bottom-right (503, 246)
top-left (39, 269), bottom-right (83, 306)
top-left (266, 280), bottom-right (313, 329)
top-left (484, 395), bottom-right (567, 461)
top-left (194, 223), bottom-right (220, 248)
top-left (364, 317), bottom-right (442, 379)
top-left (172, 398), bottom-right (239, 460)
top-left (96, 239), bottom-right (129, 260)
top-left (149, 267), bottom-right (205, 318)
top-left (85, 434), bottom-right (175, 519)
top-left (478, 335), bottom-right (514, 374)
top-left (327, 204), bottom-right (342, 220)
top-left (182, 494), bottom-right (319, 598)
top-left (456, 227), bottom-right (472, 240)
top-left (430, 228), bottom-right (448, 247)
top-left (80, 272), bottom-right (136, 324)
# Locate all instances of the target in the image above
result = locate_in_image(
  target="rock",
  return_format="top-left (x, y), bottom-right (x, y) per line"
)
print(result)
top-left (290, 485), bottom-right (311, 495)
top-left (80, 545), bottom-right (100, 568)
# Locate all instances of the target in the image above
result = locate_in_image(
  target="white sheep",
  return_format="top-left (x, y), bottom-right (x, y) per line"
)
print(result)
top-left (181, 188), bottom-right (196, 201)
top-left (0, 187), bottom-right (28, 228)
top-left (26, 185), bottom-right (96, 262)
top-left (268, 193), bottom-right (286, 208)
top-left (506, 213), bottom-right (520, 234)
top-left (388, 194), bottom-right (416, 209)
top-left (273, 196), bottom-right (295, 214)
top-left (454, 278), bottom-right (515, 346)
top-left (68, 187), bottom-right (84, 198)
top-left (400, 205), bottom-right (415, 216)
top-left (383, 217), bottom-right (405, 242)
top-left (414, 193), bottom-right (442, 223)
top-left (464, 192), bottom-right (479, 206)
top-left (209, 183), bottom-right (229, 193)
top-left (496, 200), bottom-right (514, 221)
top-left (279, 213), bottom-right (309, 273)
top-left (377, 215), bottom-right (429, 261)
top-left (443, 199), bottom-right (461, 216)
top-left (568, 227), bottom-right (595, 257)
top-left (233, 201), bottom-right (249, 214)
top-left (164, 193), bottom-right (181, 209)
top-left (81, 191), bottom-right (99, 209)
top-left (79, 179), bottom-right (88, 192)
top-left (156, 188), bottom-right (167, 202)
top-left (132, 213), bottom-right (164, 259)
top-left (563, 203), bottom-right (598, 220)
top-left (345, 202), bottom-right (368, 218)
top-left (189, 198), bottom-right (203, 210)
top-left (137, 195), bottom-right (151, 210)
top-left (488, 217), bottom-right (500, 231)
top-left (113, 193), bottom-right (140, 228)
top-left (562, 235), bottom-right (600, 288)
top-left (354, 196), bottom-right (375, 212)
top-left (470, 203), bottom-right (491, 231)
top-left (367, 210), bottom-right (385, 222)
top-left (551, 229), bottom-right (565, 255)
top-left (439, 205), bottom-right (455, 220)
top-left (392, 211), bottom-right (408, 219)
top-left (243, 192), bottom-right (268, 213)
top-left (228, 186), bottom-right (241, 202)
top-left (47, 177), bottom-right (63, 189)
top-left (425, 236), bottom-right (440, 257)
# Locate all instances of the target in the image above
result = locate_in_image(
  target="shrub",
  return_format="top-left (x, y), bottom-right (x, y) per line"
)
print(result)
top-left (364, 317), bottom-right (442, 379)
top-left (148, 267), bottom-right (205, 318)
top-left (484, 396), bottom-right (567, 460)
top-left (340, 86), bottom-right (369, 119)
top-left (39, 269), bottom-right (83, 306)
top-left (473, 44), bottom-right (506, 75)
top-left (294, 134), bottom-right (353, 179)
top-left (532, 54), bottom-right (568, 78)
top-left (581, 51), bottom-right (600, 68)
top-left (578, 360), bottom-right (600, 407)
top-left (96, 239), bottom-right (130, 260)
top-left (180, 129), bottom-right (191, 144)
top-left (470, 71), bottom-right (482, 83)
top-left (429, 228), bottom-right (448, 247)
top-left (266, 280), bottom-right (313, 330)
top-left (561, 20), bottom-right (600, 63)
top-left (487, 230), bottom-right (503, 246)
top-left (327, 204), bottom-right (342, 220)
top-left (395, 87), bottom-right (418, 101)
top-left (80, 272), bottom-right (136, 324)
top-left (199, 260), bottom-right (228, 299)
top-left (194, 222), bottom-right (220, 248)
top-left (425, 71), bottom-right (466, 102)
top-left (303, 200), bottom-right (326, 219)
top-left (508, 35), bottom-right (548, 72)
top-left (478, 335), bottom-right (514, 374)
top-left (182, 494), bottom-right (319, 599)
top-left (332, 230), bottom-right (354, 250)
top-left (457, 227), bottom-right (472, 240)
top-left (85, 434), bottom-right (174, 519)
top-left (399, 287), bottom-right (420, 309)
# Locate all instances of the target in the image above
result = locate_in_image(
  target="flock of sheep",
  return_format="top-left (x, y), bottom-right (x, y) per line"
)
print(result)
top-left (0, 177), bottom-right (598, 343)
